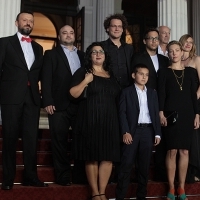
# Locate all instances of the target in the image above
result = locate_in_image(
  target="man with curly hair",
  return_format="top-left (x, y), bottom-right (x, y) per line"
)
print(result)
top-left (102, 14), bottom-right (134, 89)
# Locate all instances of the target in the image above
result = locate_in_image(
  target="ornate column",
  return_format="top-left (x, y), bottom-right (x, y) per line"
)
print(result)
top-left (0, 0), bottom-right (21, 37)
top-left (79, 0), bottom-right (115, 50)
top-left (157, 0), bottom-right (188, 40)
top-left (96, 0), bottom-right (114, 42)
top-left (188, 0), bottom-right (200, 54)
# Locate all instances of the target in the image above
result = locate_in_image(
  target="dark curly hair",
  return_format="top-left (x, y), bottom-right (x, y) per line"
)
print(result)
top-left (103, 13), bottom-right (128, 35)
top-left (84, 42), bottom-right (111, 74)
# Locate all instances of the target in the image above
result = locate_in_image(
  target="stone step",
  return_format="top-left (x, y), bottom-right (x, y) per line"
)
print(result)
top-left (0, 138), bottom-right (72, 152)
top-left (0, 166), bottom-right (55, 183)
top-left (0, 182), bottom-right (200, 200)
top-left (0, 151), bottom-right (55, 165)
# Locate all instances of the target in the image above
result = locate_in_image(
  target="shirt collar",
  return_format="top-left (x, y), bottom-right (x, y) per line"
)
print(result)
top-left (134, 83), bottom-right (147, 92)
top-left (60, 44), bottom-right (77, 52)
top-left (107, 38), bottom-right (126, 47)
top-left (17, 32), bottom-right (31, 41)
top-left (158, 45), bottom-right (168, 57)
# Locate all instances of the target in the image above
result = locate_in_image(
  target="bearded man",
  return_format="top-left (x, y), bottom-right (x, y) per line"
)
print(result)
top-left (0, 11), bottom-right (48, 190)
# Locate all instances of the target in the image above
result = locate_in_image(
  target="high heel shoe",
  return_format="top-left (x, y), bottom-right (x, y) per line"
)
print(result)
top-left (177, 187), bottom-right (188, 200)
top-left (166, 188), bottom-right (175, 200)
top-left (99, 194), bottom-right (107, 200)
top-left (90, 194), bottom-right (100, 199)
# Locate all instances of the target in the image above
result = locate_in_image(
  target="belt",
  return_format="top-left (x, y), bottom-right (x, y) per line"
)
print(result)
top-left (137, 123), bottom-right (152, 127)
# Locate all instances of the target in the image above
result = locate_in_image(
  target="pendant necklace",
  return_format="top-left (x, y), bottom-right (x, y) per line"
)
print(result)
top-left (172, 68), bottom-right (184, 91)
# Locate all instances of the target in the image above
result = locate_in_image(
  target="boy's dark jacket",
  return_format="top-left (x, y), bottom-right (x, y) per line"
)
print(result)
top-left (119, 84), bottom-right (162, 137)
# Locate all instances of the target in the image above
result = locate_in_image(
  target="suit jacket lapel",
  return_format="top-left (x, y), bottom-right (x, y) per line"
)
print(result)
top-left (144, 50), bottom-right (157, 75)
top-left (131, 85), bottom-right (139, 111)
top-left (9, 34), bottom-right (27, 68)
top-left (57, 45), bottom-right (72, 73)
top-left (30, 41), bottom-right (39, 70)
top-left (147, 88), bottom-right (153, 118)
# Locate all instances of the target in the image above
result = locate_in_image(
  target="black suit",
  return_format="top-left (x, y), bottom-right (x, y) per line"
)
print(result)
top-left (132, 50), bottom-right (169, 182)
top-left (115, 85), bottom-right (161, 200)
top-left (41, 45), bottom-right (85, 184)
top-left (132, 50), bottom-right (169, 89)
top-left (0, 34), bottom-right (43, 185)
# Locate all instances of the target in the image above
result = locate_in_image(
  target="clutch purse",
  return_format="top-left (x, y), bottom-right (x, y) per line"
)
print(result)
top-left (164, 111), bottom-right (178, 126)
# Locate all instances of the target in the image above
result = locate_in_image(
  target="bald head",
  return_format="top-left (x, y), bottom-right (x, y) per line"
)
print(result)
top-left (58, 25), bottom-right (75, 47)
top-left (158, 26), bottom-right (170, 45)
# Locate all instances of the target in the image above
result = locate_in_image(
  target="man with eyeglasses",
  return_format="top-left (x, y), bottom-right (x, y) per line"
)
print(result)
top-left (132, 28), bottom-right (169, 90)
top-left (41, 25), bottom-right (85, 186)
top-left (102, 13), bottom-right (134, 89)
top-left (157, 26), bottom-right (171, 57)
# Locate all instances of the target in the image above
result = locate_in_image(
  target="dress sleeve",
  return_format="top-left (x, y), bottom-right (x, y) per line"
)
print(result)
top-left (157, 68), bottom-right (167, 111)
top-left (69, 67), bottom-right (86, 101)
top-left (70, 67), bottom-right (86, 88)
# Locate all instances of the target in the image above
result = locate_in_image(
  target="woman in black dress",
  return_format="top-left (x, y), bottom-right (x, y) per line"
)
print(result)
top-left (158, 41), bottom-right (199, 200)
top-left (70, 42), bottom-right (120, 200)
top-left (179, 34), bottom-right (200, 183)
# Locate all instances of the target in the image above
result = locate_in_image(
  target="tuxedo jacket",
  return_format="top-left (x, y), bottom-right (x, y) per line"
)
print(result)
top-left (0, 34), bottom-right (43, 105)
top-left (119, 84), bottom-right (161, 137)
top-left (41, 45), bottom-right (85, 111)
top-left (132, 50), bottom-right (169, 89)
top-left (101, 39), bottom-right (134, 86)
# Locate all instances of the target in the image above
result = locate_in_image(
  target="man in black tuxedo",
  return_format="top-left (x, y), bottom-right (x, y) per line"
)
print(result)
top-left (0, 11), bottom-right (47, 190)
top-left (41, 25), bottom-right (85, 186)
top-left (115, 64), bottom-right (161, 200)
top-left (132, 28), bottom-right (169, 182)
top-left (101, 13), bottom-right (134, 89)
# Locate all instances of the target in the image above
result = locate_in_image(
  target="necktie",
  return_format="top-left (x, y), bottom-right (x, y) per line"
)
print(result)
top-left (21, 37), bottom-right (32, 43)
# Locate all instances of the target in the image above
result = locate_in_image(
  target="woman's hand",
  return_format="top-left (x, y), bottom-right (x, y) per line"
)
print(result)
top-left (197, 88), bottom-right (200, 99)
top-left (194, 114), bottom-right (200, 129)
top-left (84, 72), bottom-right (93, 84)
top-left (159, 111), bottom-right (167, 126)
top-left (123, 132), bottom-right (133, 145)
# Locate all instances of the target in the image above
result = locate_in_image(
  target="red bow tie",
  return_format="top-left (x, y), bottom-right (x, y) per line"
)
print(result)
top-left (21, 37), bottom-right (32, 43)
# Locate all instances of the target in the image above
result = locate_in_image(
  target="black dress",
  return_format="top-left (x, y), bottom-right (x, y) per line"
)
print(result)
top-left (71, 67), bottom-right (121, 162)
top-left (158, 67), bottom-right (198, 150)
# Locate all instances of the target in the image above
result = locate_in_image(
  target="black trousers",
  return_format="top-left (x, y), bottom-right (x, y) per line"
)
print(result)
top-left (48, 103), bottom-right (86, 184)
top-left (1, 88), bottom-right (40, 185)
top-left (115, 126), bottom-right (154, 200)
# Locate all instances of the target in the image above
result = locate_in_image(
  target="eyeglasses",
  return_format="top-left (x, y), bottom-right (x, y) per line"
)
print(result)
top-left (109, 25), bottom-right (123, 29)
top-left (145, 37), bottom-right (159, 42)
top-left (91, 50), bottom-right (105, 55)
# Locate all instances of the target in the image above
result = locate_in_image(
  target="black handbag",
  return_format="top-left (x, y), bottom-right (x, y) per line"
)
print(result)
top-left (164, 111), bottom-right (178, 126)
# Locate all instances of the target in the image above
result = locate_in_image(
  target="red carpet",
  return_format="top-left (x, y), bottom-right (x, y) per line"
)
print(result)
top-left (1, 126), bottom-right (200, 199)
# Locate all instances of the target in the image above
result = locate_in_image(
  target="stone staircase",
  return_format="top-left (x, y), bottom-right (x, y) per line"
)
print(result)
top-left (0, 109), bottom-right (200, 200)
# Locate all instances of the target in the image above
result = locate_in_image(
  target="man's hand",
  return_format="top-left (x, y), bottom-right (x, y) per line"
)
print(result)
top-left (45, 105), bottom-right (56, 115)
top-left (154, 137), bottom-right (161, 146)
top-left (123, 132), bottom-right (133, 145)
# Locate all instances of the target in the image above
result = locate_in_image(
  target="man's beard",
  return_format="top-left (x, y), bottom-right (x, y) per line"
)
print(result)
top-left (19, 26), bottom-right (33, 36)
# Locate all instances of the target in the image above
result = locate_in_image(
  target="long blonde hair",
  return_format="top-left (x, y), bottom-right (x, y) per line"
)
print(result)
top-left (179, 34), bottom-right (196, 58)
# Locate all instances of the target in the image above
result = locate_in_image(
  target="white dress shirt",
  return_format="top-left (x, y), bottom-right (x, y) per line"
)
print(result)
top-left (135, 84), bottom-right (152, 124)
top-left (61, 44), bottom-right (81, 75)
top-left (158, 45), bottom-right (168, 57)
top-left (135, 84), bottom-right (160, 138)
top-left (150, 55), bottom-right (159, 72)
top-left (17, 32), bottom-right (35, 70)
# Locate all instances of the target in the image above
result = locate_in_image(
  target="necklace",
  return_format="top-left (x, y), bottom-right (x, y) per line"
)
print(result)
top-left (172, 69), bottom-right (184, 91)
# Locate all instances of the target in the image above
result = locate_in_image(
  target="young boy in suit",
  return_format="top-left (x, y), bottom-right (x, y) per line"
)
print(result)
top-left (115, 64), bottom-right (161, 200)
